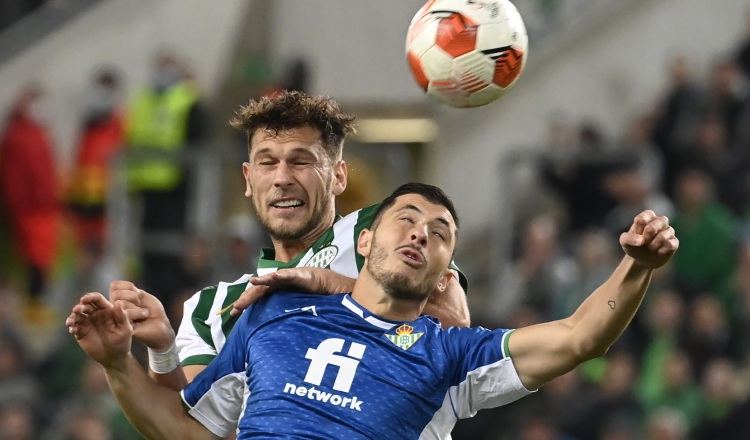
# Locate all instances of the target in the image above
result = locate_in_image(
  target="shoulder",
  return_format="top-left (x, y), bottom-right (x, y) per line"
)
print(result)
top-left (184, 275), bottom-right (254, 318)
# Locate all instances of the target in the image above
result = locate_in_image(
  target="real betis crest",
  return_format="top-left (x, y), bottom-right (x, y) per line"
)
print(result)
top-left (386, 324), bottom-right (424, 350)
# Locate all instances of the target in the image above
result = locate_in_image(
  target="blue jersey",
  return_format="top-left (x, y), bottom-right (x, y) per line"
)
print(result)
top-left (181, 293), bottom-right (532, 439)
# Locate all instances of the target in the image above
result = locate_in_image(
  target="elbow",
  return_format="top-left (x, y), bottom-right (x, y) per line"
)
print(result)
top-left (572, 338), bottom-right (611, 363)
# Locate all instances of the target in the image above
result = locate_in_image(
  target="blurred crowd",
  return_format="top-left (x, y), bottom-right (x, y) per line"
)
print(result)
top-left (0, 48), bottom-right (275, 439)
top-left (1, 7), bottom-right (750, 440)
top-left (454, 18), bottom-right (750, 440)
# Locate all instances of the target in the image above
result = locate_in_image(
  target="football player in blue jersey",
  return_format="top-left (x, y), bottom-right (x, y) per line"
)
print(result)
top-left (107, 91), bottom-right (471, 394)
top-left (67, 182), bottom-right (678, 439)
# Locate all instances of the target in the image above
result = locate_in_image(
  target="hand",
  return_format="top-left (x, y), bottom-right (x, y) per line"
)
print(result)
top-left (109, 281), bottom-right (175, 351)
top-left (66, 292), bottom-right (133, 370)
top-left (620, 210), bottom-right (679, 269)
top-left (231, 268), bottom-right (355, 316)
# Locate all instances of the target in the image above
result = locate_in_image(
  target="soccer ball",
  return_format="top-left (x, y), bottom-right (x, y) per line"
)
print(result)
top-left (406, 0), bottom-right (528, 108)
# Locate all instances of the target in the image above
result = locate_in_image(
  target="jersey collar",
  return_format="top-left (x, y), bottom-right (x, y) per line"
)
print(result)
top-left (256, 214), bottom-right (344, 268)
top-left (341, 295), bottom-right (402, 330)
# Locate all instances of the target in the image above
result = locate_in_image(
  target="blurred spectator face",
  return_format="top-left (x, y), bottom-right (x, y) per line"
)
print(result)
top-left (575, 229), bottom-right (614, 270)
top-left (694, 116), bottom-right (727, 152)
top-left (647, 290), bottom-right (683, 334)
top-left (0, 338), bottom-right (23, 379)
top-left (519, 417), bottom-right (557, 440)
top-left (520, 215), bottom-right (559, 268)
top-left (646, 408), bottom-right (688, 440)
top-left (601, 351), bottom-right (636, 395)
top-left (0, 404), bottom-right (33, 440)
top-left (662, 350), bottom-right (692, 390)
top-left (674, 169), bottom-right (713, 210)
top-left (701, 358), bottom-right (739, 401)
top-left (545, 369), bottom-right (580, 399)
top-left (152, 54), bottom-right (184, 91)
top-left (690, 295), bottom-right (727, 337)
top-left (85, 69), bottom-right (120, 120)
top-left (66, 409), bottom-right (111, 440)
top-left (604, 169), bottom-right (649, 205)
top-left (182, 235), bottom-right (213, 278)
top-left (711, 59), bottom-right (741, 95)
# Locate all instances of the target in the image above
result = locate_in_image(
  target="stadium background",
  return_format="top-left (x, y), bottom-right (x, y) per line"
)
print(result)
top-left (0, 0), bottom-right (749, 438)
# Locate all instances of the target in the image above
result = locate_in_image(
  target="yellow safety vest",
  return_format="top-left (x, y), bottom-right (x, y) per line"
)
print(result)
top-left (126, 82), bottom-right (199, 191)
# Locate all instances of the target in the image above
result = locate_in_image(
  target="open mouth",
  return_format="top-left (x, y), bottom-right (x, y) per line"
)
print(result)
top-left (270, 199), bottom-right (305, 209)
top-left (398, 247), bottom-right (425, 267)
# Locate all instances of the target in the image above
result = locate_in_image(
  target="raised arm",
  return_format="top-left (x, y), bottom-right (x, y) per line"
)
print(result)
top-left (508, 210), bottom-right (678, 390)
top-left (66, 293), bottom-right (218, 440)
top-left (109, 281), bottom-right (189, 390)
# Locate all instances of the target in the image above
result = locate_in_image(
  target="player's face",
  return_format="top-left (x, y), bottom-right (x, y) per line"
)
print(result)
top-left (364, 194), bottom-right (456, 301)
top-left (243, 126), bottom-right (347, 243)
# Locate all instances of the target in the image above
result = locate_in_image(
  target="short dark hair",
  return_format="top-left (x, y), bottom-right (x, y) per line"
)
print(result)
top-left (230, 91), bottom-right (356, 161)
top-left (371, 182), bottom-right (460, 245)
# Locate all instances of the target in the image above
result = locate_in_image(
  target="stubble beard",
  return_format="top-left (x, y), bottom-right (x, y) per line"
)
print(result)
top-left (366, 235), bottom-right (434, 302)
top-left (251, 181), bottom-right (333, 242)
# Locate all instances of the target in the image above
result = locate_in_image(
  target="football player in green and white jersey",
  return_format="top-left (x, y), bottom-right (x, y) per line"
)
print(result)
top-left (110, 91), bottom-right (469, 392)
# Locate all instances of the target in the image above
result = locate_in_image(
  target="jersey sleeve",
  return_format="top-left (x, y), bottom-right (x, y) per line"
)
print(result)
top-left (180, 304), bottom-right (254, 437)
top-left (441, 327), bottom-right (532, 418)
top-left (176, 286), bottom-right (219, 366)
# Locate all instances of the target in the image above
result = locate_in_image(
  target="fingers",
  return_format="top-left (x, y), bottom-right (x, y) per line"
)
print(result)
top-left (112, 300), bottom-right (132, 328)
top-left (73, 292), bottom-right (113, 315)
top-left (648, 227), bottom-right (679, 255)
top-left (631, 210), bottom-right (655, 235)
top-left (230, 284), bottom-right (270, 316)
top-left (248, 272), bottom-right (282, 287)
top-left (628, 212), bottom-right (670, 245)
top-left (110, 281), bottom-right (144, 306)
top-left (122, 303), bottom-right (150, 322)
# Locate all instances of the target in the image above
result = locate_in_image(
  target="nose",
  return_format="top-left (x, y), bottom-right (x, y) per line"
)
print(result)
top-left (410, 224), bottom-right (428, 247)
top-left (273, 161), bottom-right (294, 187)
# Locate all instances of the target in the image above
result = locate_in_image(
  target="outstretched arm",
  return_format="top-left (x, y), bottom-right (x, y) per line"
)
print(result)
top-left (508, 210), bottom-right (678, 390)
top-left (66, 293), bottom-right (218, 440)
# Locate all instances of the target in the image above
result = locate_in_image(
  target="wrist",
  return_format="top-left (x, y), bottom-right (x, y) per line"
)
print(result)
top-left (103, 352), bottom-right (135, 374)
top-left (148, 341), bottom-right (180, 374)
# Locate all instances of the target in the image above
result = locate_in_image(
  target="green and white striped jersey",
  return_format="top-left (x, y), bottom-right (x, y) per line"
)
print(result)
top-left (176, 203), bottom-right (467, 367)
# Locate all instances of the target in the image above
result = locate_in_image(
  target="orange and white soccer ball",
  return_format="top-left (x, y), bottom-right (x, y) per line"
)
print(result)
top-left (406, 0), bottom-right (528, 108)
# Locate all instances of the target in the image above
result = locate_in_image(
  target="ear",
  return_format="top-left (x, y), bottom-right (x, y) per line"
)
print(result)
top-left (332, 160), bottom-right (347, 196)
top-left (435, 269), bottom-right (454, 293)
top-left (242, 162), bottom-right (252, 198)
top-left (356, 228), bottom-right (372, 259)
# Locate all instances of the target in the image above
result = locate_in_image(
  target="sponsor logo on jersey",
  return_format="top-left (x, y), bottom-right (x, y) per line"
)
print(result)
top-left (283, 338), bottom-right (366, 411)
top-left (385, 324), bottom-right (424, 350)
top-left (305, 245), bottom-right (338, 268)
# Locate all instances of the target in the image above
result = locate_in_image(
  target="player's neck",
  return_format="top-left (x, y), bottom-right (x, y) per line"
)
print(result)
top-left (351, 271), bottom-right (427, 323)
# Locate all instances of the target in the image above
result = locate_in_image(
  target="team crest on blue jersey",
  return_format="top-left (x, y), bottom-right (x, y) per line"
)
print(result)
top-left (386, 324), bottom-right (424, 350)
top-left (305, 245), bottom-right (338, 268)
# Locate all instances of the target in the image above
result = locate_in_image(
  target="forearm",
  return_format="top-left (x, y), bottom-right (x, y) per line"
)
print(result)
top-left (568, 256), bottom-right (653, 358)
top-left (105, 355), bottom-right (215, 440)
top-left (148, 366), bottom-right (189, 391)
